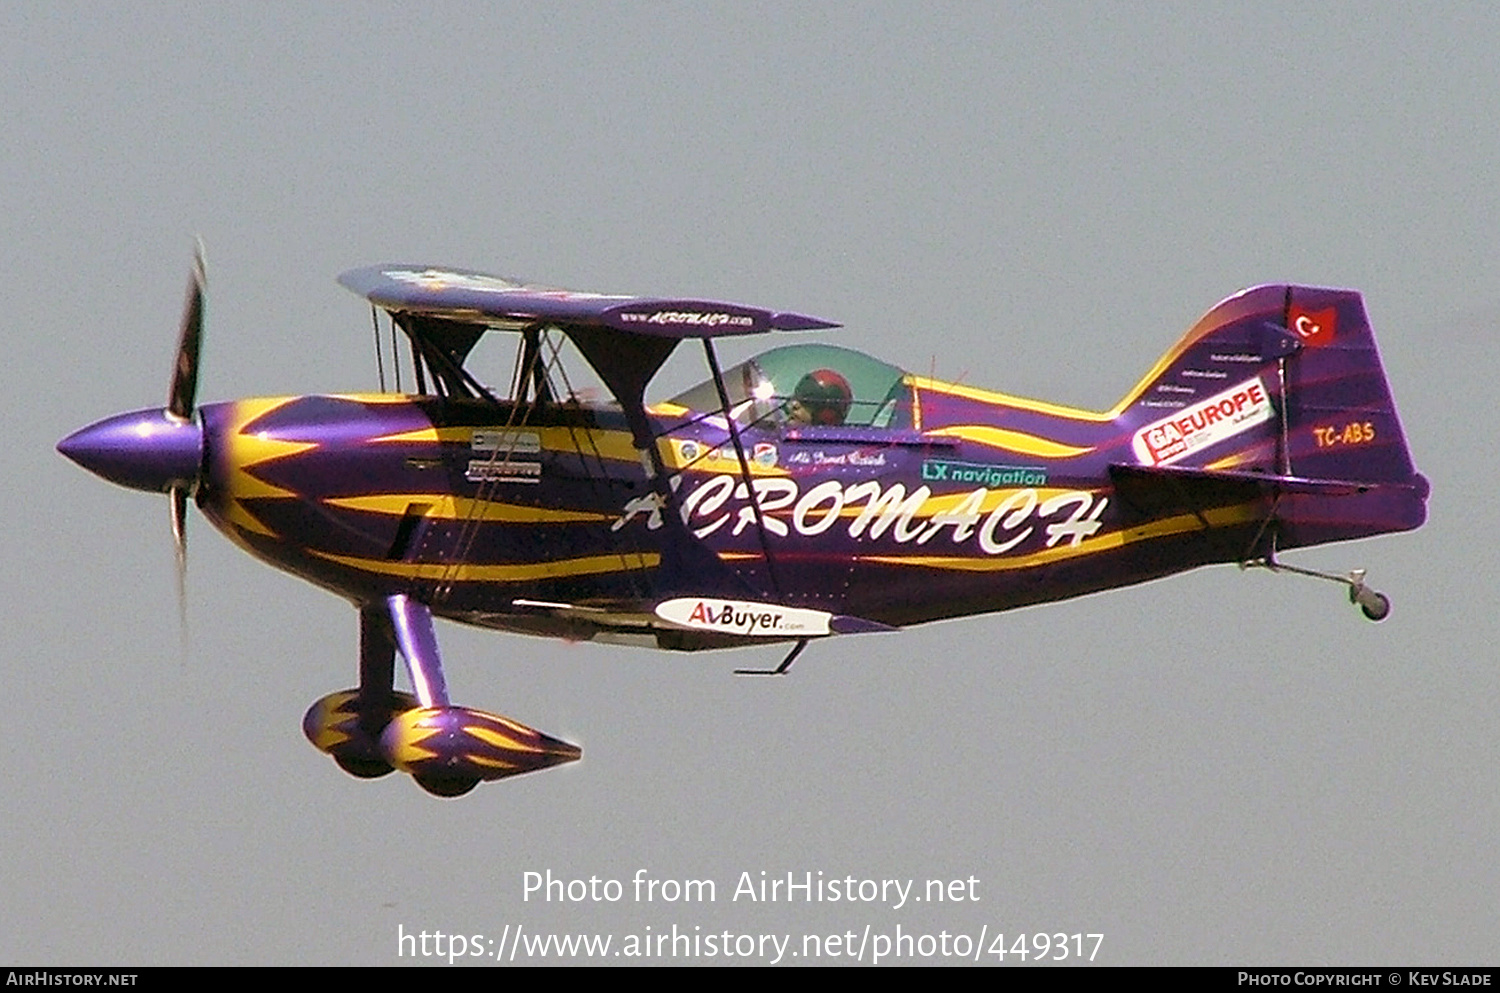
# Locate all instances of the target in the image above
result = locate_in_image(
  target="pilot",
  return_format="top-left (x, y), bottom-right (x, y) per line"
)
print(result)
top-left (786, 369), bottom-right (853, 426)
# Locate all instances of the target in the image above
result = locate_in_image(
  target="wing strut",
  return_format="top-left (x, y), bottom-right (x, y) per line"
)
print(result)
top-left (370, 306), bottom-right (388, 391)
top-left (521, 327), bottom-right (553, 403)
top-left (703, 338), bottom-right (782, 594)
top-left (565, 324), bottom-right (749, 597)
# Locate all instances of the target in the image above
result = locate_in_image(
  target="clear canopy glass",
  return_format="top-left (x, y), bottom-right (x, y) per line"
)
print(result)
top-left (668, 343), bottom-right (913, 429)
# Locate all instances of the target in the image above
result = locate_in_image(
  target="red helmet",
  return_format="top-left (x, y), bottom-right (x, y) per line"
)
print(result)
top-left (792, 369), bottom-right (853, 425)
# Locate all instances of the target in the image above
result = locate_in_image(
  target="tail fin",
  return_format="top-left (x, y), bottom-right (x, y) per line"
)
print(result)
top-left (1122, 284), bottom-right (1420, 487)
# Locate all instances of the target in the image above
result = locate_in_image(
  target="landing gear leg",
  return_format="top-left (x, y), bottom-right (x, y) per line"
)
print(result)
top-left (352, 604), bottom-right (401, 773)
top-left (380, 595), bottom-right (581, 796)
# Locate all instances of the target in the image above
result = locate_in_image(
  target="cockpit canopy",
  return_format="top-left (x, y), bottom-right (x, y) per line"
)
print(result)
top-left (668, 344), bottom-right (913, 429)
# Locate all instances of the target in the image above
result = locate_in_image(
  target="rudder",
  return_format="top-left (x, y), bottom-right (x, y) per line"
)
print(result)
top-left (1277, 286), bottom-right (1417, 485)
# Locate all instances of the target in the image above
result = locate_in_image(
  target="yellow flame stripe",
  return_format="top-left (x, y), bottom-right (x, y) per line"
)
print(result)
top-left (224, 398), bottom-right (317, 536)
top-left (327, 392), bottom-right (428, 405)
top-left (1204, 452), bottom-right (1255, 471)
top-left (369, 426), bottom-right (475, 444)
top-left (385, 719), bottom-right (441, 767)
top-left (906, 307), bottom-right (1221, 423)
top-left (465, 724), bottom-right (546, 754)
top-left (858, 502), bottom-right (1261, 572)
top-left (311, 728), bottom-right (349, 750)
top-left (307, 550), bottom-right (659, 582)
top-left (909, 377), bottom-right (1116, 421)
top-left (466, 753), bottom-right (525, 771)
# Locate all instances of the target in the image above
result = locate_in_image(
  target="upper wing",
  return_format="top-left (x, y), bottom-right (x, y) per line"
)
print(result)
top-left (337, 265), bottom-right (839, 338)
top-left (340, 265), bottom-right (844, 604)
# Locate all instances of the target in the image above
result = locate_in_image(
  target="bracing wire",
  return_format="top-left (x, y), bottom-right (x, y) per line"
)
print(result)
top-left (432, 333), bottom-right (548, 603)
top-left (430, 326), bottom-right (659, 604)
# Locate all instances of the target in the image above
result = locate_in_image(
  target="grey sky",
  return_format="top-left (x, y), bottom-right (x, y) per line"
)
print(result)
top-left (4, 2), bottom-right (1496, 965)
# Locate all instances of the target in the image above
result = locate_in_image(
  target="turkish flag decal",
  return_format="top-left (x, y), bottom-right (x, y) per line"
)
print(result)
top-left (1288, 305), bottom-right (1337, 347)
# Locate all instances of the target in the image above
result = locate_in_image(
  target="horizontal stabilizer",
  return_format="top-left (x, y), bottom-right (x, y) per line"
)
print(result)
top-left (1112, 462), bottom-right (1377, 500)
top-left (1109, 462), bottom-right (1387, 524)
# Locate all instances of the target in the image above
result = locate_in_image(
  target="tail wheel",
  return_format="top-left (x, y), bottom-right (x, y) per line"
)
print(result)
top-left (1357, 591), bottom-right (1391, 622)
top-left (1348, 579), bottom-right (1391, 622)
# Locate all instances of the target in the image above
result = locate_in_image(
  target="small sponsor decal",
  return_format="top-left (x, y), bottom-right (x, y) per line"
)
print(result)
top-left (1288, 305), bottom-right (1337, 347)
top-left (1209, 352), bottom-right (1262, 364)
top-left (618, 310), bottom-right (756, 328)
top-left (921, 460), bottom-right (1048, 487)
top-left (466, 459), bottom-right (542, 483)
top-left (671, 440), bottom-right (789, 475)
top-left (785, 448), bottom-right (888, 467)
top-left (1132, 377), bottom-right (1273, 466)
top-left (655, 597), bottom-right (833, 637)
top-left (471, 430), bottom-right (541, 455)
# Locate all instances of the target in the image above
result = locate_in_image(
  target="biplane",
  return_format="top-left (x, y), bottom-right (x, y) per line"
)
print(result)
top-left (58, 254), bottom-right (1429, 796)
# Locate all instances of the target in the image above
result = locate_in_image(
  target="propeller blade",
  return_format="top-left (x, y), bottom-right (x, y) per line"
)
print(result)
top-left (168, 241), bottom-right (206, 420)
top-left (171, 484), bottom-right (189, 648)
top-left (171, 483), bottom-right (188, 553)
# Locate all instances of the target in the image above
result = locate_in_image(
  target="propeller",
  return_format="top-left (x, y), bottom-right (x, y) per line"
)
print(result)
top-left (168, 243), bottom-right (206, 608)
top-left (56, 242), bottom-right (208, 634)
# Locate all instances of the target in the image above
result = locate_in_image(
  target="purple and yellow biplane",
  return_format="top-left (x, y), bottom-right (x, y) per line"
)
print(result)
top-left (58, 254), bottom-right (1429, 796)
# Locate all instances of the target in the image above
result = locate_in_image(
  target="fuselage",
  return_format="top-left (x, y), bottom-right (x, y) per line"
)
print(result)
top-left (189, 379), bottom-right (1418, 647)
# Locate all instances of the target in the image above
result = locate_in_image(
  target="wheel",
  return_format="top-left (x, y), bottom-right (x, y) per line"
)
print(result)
top-left (1359, 592), bottom-right (1390, 622)
top-left (414, 774), bottom-right (480, 798)
top-left (334, 753), bottom-right (395, 779)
